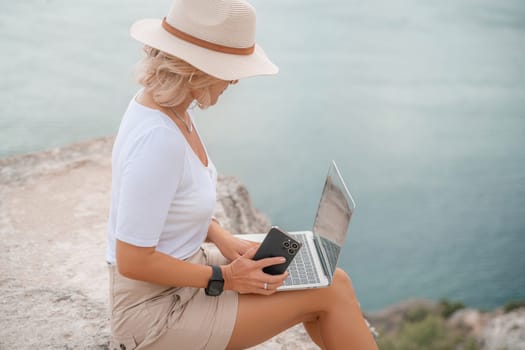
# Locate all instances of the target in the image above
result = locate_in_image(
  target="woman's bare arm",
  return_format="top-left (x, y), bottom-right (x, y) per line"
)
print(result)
top-left (116, 239), bottom-right (212, 287)
top-left (116, 239), bottom-right (287, 294)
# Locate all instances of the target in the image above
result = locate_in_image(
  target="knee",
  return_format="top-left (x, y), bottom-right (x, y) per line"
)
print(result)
top-left (331, 268), bottom-right (357, 299)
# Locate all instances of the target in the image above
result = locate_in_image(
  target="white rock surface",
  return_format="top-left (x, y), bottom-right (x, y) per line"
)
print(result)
top-left (447, 308), bottom-right (493, 337)
top-left (480, 308), bottom-right (525, 350)
top-left (0, 137), bottom-right (317, 349)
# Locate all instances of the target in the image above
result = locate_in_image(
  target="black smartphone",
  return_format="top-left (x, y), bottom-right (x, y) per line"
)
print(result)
top-left (253, 227), bottom-right (302, 275)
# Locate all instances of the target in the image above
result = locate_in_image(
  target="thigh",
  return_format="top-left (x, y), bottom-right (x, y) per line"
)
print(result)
top-left (226, 288), bottom-right (327, 350)
top-left (137, 247), bottom-right (239, 350)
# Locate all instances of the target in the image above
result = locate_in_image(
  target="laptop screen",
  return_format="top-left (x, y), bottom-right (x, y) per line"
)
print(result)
top-left (312, 161), bottom-right (356, 279)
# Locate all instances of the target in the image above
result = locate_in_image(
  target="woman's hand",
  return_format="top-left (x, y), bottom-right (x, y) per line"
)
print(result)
top-left (207, 220), bottom-right (259, 262)
top-left (214, 234), bottom-right (259, 262)
top-left (221, 247), bottom-right (288, 295)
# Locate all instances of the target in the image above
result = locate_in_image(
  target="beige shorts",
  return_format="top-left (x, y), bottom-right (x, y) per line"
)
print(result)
top-left (108, 245), bottom-right (238, 350)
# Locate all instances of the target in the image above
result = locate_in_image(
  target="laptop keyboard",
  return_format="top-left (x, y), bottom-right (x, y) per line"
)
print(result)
top-left (283, 233), bottom-right (320, 286)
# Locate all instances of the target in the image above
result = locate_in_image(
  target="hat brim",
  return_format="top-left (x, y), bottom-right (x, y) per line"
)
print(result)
top-left (130, 19), bottom-right (279, 81)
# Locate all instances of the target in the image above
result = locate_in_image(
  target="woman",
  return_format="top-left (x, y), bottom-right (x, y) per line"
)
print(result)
top-left (106, 0), bottom-right (379, 349)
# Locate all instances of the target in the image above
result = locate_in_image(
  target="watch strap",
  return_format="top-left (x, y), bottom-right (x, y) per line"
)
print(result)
top-left (205, 265), bottom-right (224, 296)
top-left (210, 265), bottom-right (223, 281)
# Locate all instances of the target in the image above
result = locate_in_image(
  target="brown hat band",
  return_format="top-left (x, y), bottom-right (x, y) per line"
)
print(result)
top-left (161, 17), bottom-right (255, 56)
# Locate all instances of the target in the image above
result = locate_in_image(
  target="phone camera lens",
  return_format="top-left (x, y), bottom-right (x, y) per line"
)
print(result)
top-left (283, 241), bottom-right (290, 248)
top-left (291, 242), bottom-right (299, 250)
top-left (288, 248), bottom-right (295, 255)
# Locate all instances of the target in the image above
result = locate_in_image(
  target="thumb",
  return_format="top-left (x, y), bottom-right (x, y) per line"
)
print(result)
top-left (242, 246), bottom-right (258, 260)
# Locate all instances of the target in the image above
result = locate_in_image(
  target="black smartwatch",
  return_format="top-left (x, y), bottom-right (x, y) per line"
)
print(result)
top-left (205, 265), bottom-right (224, 296)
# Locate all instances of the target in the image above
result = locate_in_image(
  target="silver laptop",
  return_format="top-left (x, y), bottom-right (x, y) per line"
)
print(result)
top-left (244, 160), bottom-right (356, 291)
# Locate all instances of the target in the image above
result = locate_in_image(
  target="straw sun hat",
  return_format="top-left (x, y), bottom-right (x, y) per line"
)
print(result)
top-left (130, 0), bottom-right (278, 80)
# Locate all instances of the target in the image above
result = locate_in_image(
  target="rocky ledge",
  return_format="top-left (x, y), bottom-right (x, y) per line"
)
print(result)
top-left (0, 137), bottom-right (317, 349)
top-left (1, 137), bottom-right (523, 349)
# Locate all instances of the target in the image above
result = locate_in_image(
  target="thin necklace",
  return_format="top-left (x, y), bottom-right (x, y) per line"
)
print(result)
top-left (171, 109), bottom-right (193, 133)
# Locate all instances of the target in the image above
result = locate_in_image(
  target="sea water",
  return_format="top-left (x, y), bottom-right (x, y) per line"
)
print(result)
top-left (1, 0), bottom-right (524, 311)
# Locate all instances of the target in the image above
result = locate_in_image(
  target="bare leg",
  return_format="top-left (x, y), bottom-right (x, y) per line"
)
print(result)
top-left (226, 268), bottom-right (378, 350)
top-left (303, 318), bottom-right (326, 349)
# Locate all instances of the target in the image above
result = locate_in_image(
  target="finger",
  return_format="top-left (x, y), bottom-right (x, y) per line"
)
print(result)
top-left (242, 246), bottom-right (258, 260)
top-left (255, 274), bottom-right (287, 291)
top-left (253, 284), bottom-right (277, 296)
top-left (239, 238), bottom-right (260, 246)
top-left (256, 256), bottom-right (286, 269)
top-left (230, 252), bottom-right (241, 261)
top-left (261, 289), bottom-right (276, 296)
top-left (238, 240), bottom-right (258, 254)
top-left (265, 281), bottom-right (284, 291)
top-left (262, 285), bottom-right (279, 295)
top-left (264, 272), bottom-right (289, 284)
top-left (252, 289), bottom-right (273, 296)
top-left (242, 240), bottom-right (260, 249)
top-left (240, 242), bottom-right (259, 254)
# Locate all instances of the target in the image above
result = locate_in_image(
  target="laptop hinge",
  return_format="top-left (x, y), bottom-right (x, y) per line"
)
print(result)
top-left (313, 236), bottom-right (332, 281)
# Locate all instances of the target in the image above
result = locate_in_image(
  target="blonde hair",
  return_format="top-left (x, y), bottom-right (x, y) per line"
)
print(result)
top-left (135, 46), bottom-right (219, 109)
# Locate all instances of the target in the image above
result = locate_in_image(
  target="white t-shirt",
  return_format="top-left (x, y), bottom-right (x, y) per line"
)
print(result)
top-left (106, 94), bottom-right (218, 264)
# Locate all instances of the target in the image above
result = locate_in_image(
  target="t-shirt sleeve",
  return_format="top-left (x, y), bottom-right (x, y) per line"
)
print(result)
top-left (115, 126), bottom-right (186, 247)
